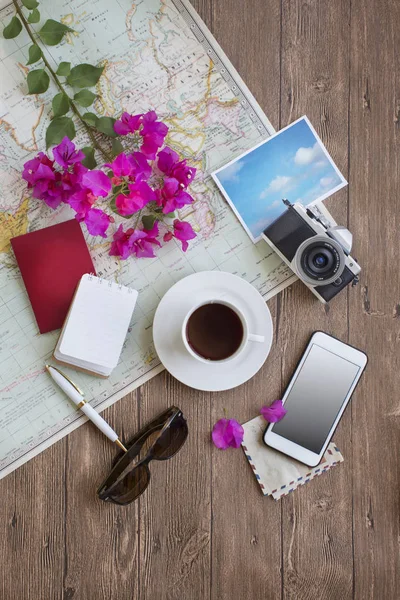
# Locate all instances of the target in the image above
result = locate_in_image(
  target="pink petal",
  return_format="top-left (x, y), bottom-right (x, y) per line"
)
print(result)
top-left (114, 120), bottom-right (130, 136)
top-left (157, 146), bottom-right (180, 174)
top-left (53, 136), bottom-right (84, 169)
top-left (260, 400), bottom-right (287, 423)
top-left (106, 153), bottom-right (133, 178)
top-left (115, 193), bottom-right (137, 216)
top-left (173, 219), bottom-right (196, 242)
top-left (82, 170), bottom-right (112, 197)
top-left (84, 208), bottom-right (111, 238)
top-left (211, 418), bottom-right (244, 450)
top-left (171, 162), bottom-right (196, 188)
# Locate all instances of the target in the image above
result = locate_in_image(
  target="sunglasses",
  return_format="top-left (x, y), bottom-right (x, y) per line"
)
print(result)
top-left (97, 406), bottom-right (188, 505)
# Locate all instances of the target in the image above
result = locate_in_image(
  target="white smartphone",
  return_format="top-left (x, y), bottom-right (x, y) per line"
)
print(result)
top-left (264, 331), bottom-right (367, 466)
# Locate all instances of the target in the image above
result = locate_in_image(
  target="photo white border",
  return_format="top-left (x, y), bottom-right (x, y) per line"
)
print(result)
top-left (211, 115), bottom-right (348, 243)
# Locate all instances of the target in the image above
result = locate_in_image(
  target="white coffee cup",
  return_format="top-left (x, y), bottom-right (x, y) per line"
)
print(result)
top-left (181, 299), bottom-right (265, 364)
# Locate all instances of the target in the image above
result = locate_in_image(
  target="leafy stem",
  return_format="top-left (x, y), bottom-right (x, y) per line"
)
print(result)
top-left (12, 0), bottom-right (112, 162)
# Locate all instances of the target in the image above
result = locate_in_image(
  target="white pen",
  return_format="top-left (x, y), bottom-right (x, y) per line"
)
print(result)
top-left (45, 365), bottom-right (127, 452)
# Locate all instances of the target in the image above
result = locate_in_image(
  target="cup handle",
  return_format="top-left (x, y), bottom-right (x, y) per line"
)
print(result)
top-left (248, 333), bottom-right (265, 343)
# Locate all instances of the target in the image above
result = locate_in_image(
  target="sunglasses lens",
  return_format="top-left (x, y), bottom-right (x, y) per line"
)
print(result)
top-left (107, 464), bottom-right (150, 505)
top-left (152, 414), bottom-right (188, 459)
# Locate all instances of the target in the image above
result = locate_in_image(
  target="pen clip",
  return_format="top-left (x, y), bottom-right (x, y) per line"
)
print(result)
top-left (45, 365), bottom-right (85, 397)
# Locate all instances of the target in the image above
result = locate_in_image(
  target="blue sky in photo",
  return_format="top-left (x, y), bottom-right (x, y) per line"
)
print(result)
top-left (214, 118), bottom-right (345, 239)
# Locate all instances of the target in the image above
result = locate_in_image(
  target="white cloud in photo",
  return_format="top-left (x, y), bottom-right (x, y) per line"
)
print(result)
top-left (315, 159), bottom-right (329, 169)
top-left (217, 160), bottom-right (245, 183)
top-left (294, 142), bottom-right (324, 166)
top-left (266, 199), bottom-right (282, 212)
top-left (260, 175), bottom-right (292, 198)
top-left (320, 176), bottom-right (335, 188)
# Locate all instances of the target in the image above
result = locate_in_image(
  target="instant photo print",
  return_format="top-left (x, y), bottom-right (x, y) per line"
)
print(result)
top-left (212, 116), bottom-right (347, 242)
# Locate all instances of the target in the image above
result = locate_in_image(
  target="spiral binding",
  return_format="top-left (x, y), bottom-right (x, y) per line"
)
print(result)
top-left (88, 273), bottom-right (133, 293)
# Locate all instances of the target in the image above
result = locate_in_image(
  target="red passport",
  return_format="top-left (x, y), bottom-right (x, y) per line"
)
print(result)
top-left (11, 220), bottom-right (95, 334)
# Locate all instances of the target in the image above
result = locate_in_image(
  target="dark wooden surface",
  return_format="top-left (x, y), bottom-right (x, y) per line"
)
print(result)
top-left (1, 0), bottom-right (399, 598)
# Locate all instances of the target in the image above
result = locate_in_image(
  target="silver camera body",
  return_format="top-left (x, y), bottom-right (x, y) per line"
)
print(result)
top-left (262, 200), bottom-right (361, 303)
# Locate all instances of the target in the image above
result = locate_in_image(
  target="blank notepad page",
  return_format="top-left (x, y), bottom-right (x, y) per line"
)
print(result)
top-left (59, 275), bottom-right (138, 369)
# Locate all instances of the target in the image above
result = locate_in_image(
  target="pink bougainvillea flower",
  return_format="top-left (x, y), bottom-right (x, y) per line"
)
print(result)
top-left (157, 177), bottom-right (194, 214)
top-left (31, 174), bottom-right (63, 209)
top-left (163, 219), bottom-right (196, 252)
top-left (60, 163), bottom-right (82, 195)
top-left (114, 112), bottom-right (142, 136)
top-left (211, 418), bottom-right (244, 450)
top-left (84, 208), bottom-right (112, 238)
top-left (23, 152), bottom-right (64, 209)
top-left (81, 169), bottom-right (112, 197)
top-left (109, 224), bottom-right (135, 260)
top-left (110, 222), bottom-right (161, 259)
top-left (157, 146), bottom-right (196, 188)
top-left (22, 152), bottom-right (55, 187)
top-left (260, 400), bottom-right (287, 423)
top-left (106, 151), bottom-right (151, 183)
top-left (52, 136), bottom-right (85, 170)
top-left (115, 181), bottom-right (156, 216)
top-left (130, 222), bottom-right (161, 258)
top-left (129, 151), bottom-right (151, 181)
top-left (67, 189), bottom-right (97, 220)
top-left (140, 111), bottom-right (168, 159)
top-left (157, 146), bottom-right (180, 174)
top-left (105, 152), bottom-right (135, 178)
top-left (171, 161), bottom-right (196, 188)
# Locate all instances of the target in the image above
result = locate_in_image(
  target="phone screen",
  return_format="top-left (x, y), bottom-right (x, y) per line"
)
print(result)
top-left (271, 343), bottom-right (361, 454)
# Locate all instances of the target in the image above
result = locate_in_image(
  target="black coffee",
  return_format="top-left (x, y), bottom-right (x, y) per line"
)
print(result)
top-left (186, 303), bottom-right (244, 361)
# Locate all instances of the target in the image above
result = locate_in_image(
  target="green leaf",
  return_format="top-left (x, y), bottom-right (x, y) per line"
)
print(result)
top-left (82, 112), bottom-right (98, 126)
top-left (46, 116), bottom-right (75, 148)
top-left (81, 146), bottom-right (97, 169)
top-left (96, 116), bottom-right (117, 138)
top-left (142, 215), bottom-right (157, 230)
top-left (22, 0), bottom-right (39, 9)
top-left (66, 63), bottom-right (104, 88)
top-left (73, 89), bottom-right (97, 107)
top-left (27, 69), bottom-right (50, 94)
top-left (27, 9), bottom-right (40, 24)
top-left (111, 139), bottom-right (124, 157)
top-left (3, 16), bottom-right (22, 39)
top-left (26, 44), bottom-right (42, 66)
top-left (39, 19), bottom-right (72, 46)
top-left (52, 93), bottom-right (70, 117)
top-left (56, 62), bottom-right (71, 76)
top-left (164, 212), bottom-right (176, 218)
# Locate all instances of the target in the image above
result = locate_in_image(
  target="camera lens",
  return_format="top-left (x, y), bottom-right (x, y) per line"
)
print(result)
top-left (294, 236), bottom-right (346, 286)
top-left (307, 248), bottom-right (335, 274)
top-left (314, 254), bottom-right (327, 267)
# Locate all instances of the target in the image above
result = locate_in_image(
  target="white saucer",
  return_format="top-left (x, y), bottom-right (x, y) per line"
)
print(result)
top-left (153, 271), bottom-right (273, 392)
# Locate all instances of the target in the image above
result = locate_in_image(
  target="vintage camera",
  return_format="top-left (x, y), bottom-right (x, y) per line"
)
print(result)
top-left (262, 200), bottom-right (360, 303)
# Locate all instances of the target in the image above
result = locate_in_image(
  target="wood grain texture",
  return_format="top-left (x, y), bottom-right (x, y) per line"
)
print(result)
top-left (349, 0), bottom-right (400, 598)
top-left (279, 1), bottom-right (353, 599)
top-left (0, 1), bottom-right (398, 599)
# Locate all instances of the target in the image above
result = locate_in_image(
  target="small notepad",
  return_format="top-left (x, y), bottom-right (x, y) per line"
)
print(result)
top-left (54, 274), bottom-right (138, 376)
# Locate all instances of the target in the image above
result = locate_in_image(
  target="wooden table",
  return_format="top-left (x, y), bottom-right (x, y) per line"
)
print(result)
top-left (1, 1), bottom-right (399, 598)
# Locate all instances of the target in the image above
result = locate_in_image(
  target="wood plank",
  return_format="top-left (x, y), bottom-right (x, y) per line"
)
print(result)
top-left (0, 445), bottom-right (65, 600)
top-left (62, 393), bottom-right (140, 600)
top-left (205, 1), bottom-right (283, 599)
top-left (349, 0), bottom-right (400, 597)
top-left (279, 1), bottom-right (353, 598)
top-left (139, 373), bottom-right (212, 600)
